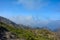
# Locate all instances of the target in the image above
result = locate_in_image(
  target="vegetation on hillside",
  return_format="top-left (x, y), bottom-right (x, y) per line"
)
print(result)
top-left (0, 22), bottom-right (59, 40)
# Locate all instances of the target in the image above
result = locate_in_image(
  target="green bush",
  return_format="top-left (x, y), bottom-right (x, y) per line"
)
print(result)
top-left (0, 22), bottom-right (57, 40)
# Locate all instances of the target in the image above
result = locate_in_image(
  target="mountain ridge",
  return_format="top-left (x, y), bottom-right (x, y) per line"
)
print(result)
top-left (0, 16), bottom-right (60, 40)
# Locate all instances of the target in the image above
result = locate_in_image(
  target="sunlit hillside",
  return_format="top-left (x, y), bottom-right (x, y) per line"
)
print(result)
top-left (0, 16), bottom-right (59, 40)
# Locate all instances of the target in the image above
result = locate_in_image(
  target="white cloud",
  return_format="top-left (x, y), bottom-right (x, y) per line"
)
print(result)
top-left (11, 15), bottom-right (35, 25)
top-left (10, 15), bottom-right (49, 27)
top-left (15, 0), bottom-right (50, 10)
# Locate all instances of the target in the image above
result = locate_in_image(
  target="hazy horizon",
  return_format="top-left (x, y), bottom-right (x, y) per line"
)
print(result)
top-left (0, 0), bottom-right (60, 29)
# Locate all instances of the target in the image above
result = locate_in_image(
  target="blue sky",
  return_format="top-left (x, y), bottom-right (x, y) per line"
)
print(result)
top-left (0, 0), bottom-right (60, 27)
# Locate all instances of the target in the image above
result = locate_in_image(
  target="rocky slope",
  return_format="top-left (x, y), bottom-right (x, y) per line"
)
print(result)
top-left (0, 16), bottom-right (59, 40)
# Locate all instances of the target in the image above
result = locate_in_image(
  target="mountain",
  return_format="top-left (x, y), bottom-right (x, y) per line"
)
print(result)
top-left (52, 27), bottom-right (60, 40)
top-left (0, 16), bottom-right (20, 40)
top-left (0, 16), bottom-right (21, 28)
top-left (0, 16), bottom-right (59, 40)
top-left (47, 20), bottom-right (60, 31)
top-left (0, 16), bottom-right (31, 29)
top-left (45, 20), bottom-right (60, 40)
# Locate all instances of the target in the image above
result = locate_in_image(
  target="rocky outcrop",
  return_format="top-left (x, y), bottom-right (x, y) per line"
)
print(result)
top-left (0, 26), bottom-right (19, 40)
